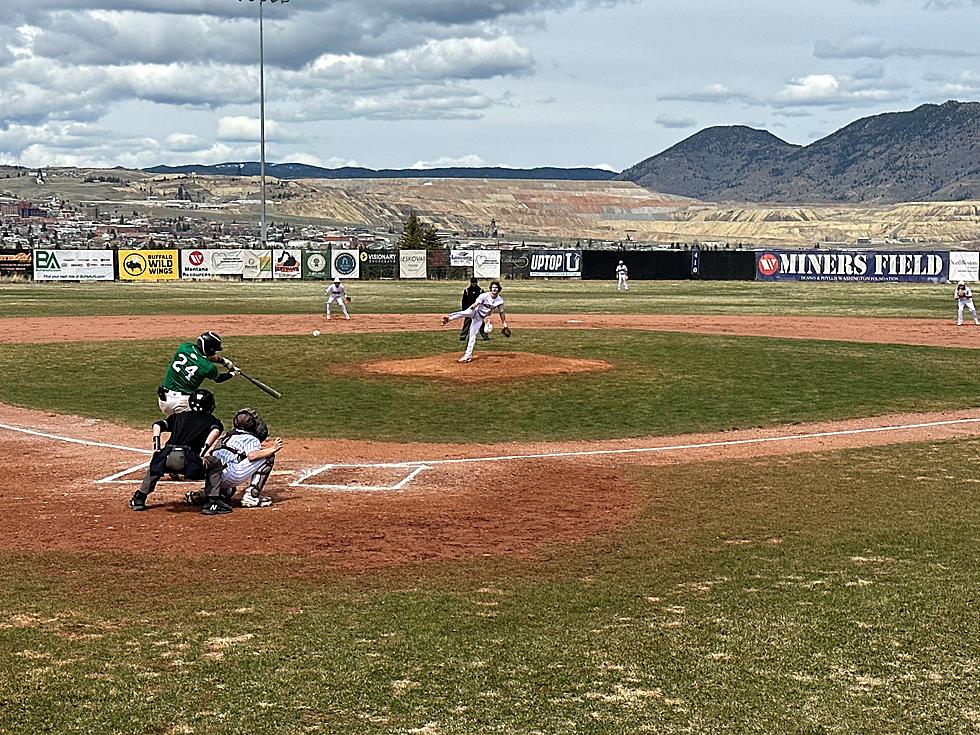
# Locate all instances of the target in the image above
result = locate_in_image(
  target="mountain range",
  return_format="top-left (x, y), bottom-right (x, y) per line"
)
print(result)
top-left (617, 100), bottom-right (980, 204)
top-left (144, 162), bottom-right (616, 182)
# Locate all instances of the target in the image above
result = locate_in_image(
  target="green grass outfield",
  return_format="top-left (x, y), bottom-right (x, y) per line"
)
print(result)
top-left (0, 278), bottom-right (963, 318)
top-left (3, 440), bottom-right (980, 734)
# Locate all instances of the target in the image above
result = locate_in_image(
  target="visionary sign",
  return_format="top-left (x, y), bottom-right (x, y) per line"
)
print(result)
top-left (755, 250), bottom-right (949, 283)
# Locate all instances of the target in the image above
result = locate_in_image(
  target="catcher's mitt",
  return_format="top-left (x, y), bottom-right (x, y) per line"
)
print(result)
top-left (345, 295), bottom-right (352, 304)
top-left (502, 326), bottom-right (512, 338)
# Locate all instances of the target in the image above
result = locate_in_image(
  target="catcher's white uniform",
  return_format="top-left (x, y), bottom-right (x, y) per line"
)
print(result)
top-left (325, 282), bottom-right (349, 319)
top-left (213, 433), bottom-right (266, 489)
top-left (446, 291), bottom-right (505, 362)
top-left (955, 282), bottom-right (979, 325)
top-left (616, 262), bottom-right (629, 290)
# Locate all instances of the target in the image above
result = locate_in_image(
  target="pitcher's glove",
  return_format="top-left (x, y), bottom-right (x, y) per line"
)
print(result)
top-left (502, 326), bottom-right (512, 338)
top-left (345, 296), bottom-right (352, 304)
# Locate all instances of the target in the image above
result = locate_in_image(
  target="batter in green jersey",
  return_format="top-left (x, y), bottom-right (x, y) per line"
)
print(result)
top-left (157, 331), bottom-right (239, 415)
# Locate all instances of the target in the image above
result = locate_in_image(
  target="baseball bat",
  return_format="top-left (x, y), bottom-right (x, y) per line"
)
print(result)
top-left (238, 369), bottom-right (282, 400)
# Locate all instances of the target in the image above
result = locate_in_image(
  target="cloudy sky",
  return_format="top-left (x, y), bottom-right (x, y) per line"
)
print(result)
top-left (1, 0), bottom-right (978, 172)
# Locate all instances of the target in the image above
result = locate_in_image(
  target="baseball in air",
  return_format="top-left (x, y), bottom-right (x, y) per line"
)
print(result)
top-left (312, 329), bottom-right (321, 337)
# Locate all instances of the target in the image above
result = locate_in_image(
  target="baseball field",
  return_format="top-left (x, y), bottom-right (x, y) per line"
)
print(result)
top-left (2, 279), bottom-right (980, 734)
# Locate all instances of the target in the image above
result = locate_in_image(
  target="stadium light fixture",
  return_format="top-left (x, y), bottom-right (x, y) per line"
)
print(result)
top-left (239, 0), bottom-right (289, 248)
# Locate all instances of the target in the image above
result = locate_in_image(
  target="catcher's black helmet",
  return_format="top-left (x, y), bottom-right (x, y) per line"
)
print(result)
top-left (233, 407), bottom-right (269, 441)
top-left (197, 331), bottom-right (222, 356)
top-left (188, 389), bottom-right (215, 414)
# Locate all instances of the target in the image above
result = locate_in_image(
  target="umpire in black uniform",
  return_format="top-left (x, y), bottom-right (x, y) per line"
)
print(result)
top-left (459, 277), bottom-right (490, 342)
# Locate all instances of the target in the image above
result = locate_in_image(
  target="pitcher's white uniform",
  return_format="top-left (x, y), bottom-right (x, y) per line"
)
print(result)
top-left (955, 281), bottom-right (979, 325)
top-left (446, 291), bottom-right (505, 362)
top-left (616, 261), bottom-right (629, 291)
top-left (325, 281), bottom-right (349, 319)
top-left (213, 433), bottom-right (267, 490)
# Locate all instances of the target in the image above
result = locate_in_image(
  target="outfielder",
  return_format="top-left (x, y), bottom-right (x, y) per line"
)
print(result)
top-left (157, 332), bottom-right (238, 416)
top-left (325, 279), bottom-right (351, 320)
top-left (955, 281), bottom-right (980, 325)
top-left (129, 389), bottom-right (225, 513)
top-left (187, 407), bottom-right (283, 509)
top-left (442, 280), bottom-right (510, 363)
top-left (616, 260), bottom-right (629, 291)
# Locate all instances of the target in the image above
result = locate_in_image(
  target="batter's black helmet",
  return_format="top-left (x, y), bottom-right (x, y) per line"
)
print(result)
top-left (197, 331), bottom-right (222, 356)
top-left (188, 389), bottom-right (215, 414)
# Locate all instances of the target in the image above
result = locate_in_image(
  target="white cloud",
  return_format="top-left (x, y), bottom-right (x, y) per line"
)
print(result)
top-left (165, 133), bottom-right (206, 151)
top-left (814, 35), bottom-right (974, 59)
top-left (659, 84), bottom-right (755, 104)
top-left (772, 73), bottom-right (906, 108)
top-left (655, 113), bottom-right (698, 129)
top-left (410, 154), bottom-right (489, 169)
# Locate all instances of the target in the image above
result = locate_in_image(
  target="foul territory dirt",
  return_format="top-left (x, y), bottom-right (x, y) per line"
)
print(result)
top-left (2, 314), bottom-right (980, 569)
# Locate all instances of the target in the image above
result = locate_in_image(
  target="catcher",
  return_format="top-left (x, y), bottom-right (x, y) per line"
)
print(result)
top-left (186, 407), bottom-right (283, 509)
top-left (129, 389), bottom-right (225, 513)
top-left (954, 280), bottom-right (980, 326)
top-left (324, 278), bottom-right (351, 320)
top-left (441, 279), bottom-right (510, 363)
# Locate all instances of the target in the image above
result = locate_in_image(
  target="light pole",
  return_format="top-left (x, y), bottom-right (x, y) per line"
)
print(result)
top-left (239, 0), bottom-right (288, 248)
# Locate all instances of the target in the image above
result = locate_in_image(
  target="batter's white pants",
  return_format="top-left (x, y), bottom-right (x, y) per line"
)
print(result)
top-left (447, 307), bottom-right (484, 360)
top-left (158, 389), bottom-right (190, 416)
top-left (957, 298), bottom-right (978, 325)
top-left (325, 295), bottom-right (349, 318)
top-left (617, 275), bottom-right (629, 290)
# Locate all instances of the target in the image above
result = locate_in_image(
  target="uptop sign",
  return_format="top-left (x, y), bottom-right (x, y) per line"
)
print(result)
top-left (530, 250), bottom-right (582, 277)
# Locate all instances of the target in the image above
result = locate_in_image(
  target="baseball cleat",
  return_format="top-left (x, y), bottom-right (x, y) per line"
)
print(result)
top-left (201, 499), bottom-right (233, 516)
top-left (441, 316), bottom-right (449, 325)
top-left (129, 492), bottom-right (147, 511)
top-left (457, 356), bottom-right (472, 363)
top-left (241, 492), bottom-right (273, 508)
top-left (183, 490), bottom-right (204, 506)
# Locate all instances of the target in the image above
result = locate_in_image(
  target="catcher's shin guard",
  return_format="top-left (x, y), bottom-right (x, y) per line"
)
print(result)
top-left (245, 455), bottom-right (275, 496)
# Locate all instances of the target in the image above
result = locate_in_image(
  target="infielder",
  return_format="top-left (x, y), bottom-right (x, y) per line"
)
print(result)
top-left (325, 279), bottom-right (351, 320)
top-left (955, 281), bottom-right (980, 325)
top-left (130, 389), bottom-right (225, 513)
top-left (187, 407), bottom-right (283, 509)
top-left (157, 332), bottom-right (238, 416)
top-left (442, 280), bottom-right (510, 363)
top-left (616, 260), bottom-right (629, 291)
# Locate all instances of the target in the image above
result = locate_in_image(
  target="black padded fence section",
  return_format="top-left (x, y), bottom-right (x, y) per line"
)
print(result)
top-left (694, 250), bottom-right (757, 280)
top-left (582, 249), bottom-right (756, 280)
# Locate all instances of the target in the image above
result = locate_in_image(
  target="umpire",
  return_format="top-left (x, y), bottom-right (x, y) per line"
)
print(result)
top-left (459, 277), bottom-right (490, 342)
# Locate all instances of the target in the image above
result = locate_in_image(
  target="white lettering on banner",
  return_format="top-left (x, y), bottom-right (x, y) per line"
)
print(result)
top-left (779, 252), bottom-right (868, 276)
top-left (872, 254), bottom-right (943, 277)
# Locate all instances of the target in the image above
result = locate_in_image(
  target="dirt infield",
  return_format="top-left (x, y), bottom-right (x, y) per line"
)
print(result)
top-left (2, 314), bottom-right (980, 568)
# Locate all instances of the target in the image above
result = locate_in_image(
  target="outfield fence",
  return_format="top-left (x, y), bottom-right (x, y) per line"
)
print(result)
top-left (0, 247), bottom-right (974, 283)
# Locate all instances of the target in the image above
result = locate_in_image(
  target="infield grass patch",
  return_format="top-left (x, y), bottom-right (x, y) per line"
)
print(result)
top-left (0, 330), bottom-right (977, 442)
top-left (2, 439), bottom-right (980, 733)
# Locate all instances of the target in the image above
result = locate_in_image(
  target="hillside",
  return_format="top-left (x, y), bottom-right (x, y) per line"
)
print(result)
top-left (620, 101), bottom-right (980, 204)
top-left (145, 162), bottom-right (617, 182)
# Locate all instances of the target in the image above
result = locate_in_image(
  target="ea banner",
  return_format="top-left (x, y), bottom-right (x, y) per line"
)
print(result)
top-left (118, 249), bottom-right (179, 281)
top-left (529, 250), bottom-right (582, 277)
top-left (755, 250), bottom-right (949, 283)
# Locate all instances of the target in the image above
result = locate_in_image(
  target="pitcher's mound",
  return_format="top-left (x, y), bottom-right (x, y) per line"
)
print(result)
top-left (361, 352), bottom-right (612, 382)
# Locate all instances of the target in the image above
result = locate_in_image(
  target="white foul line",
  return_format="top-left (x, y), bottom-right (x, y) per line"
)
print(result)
top-left (298, 416), bottom-right (980, 476)
top-left (0, 422), bottom-right (151, 454)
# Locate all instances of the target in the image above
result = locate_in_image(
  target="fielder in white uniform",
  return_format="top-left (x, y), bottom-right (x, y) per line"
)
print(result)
top-left (616, 260), bottom-right (629, 291)
top-left (325, 279), bottom-right (350, 320)
top-left (442, 280), bottom-right (508, 363)
top-left (955, 280), bottom-right (980, 325)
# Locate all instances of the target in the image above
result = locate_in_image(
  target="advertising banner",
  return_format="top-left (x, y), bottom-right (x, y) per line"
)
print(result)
top-left (273, 249), bottom-right (302, 279)
top-left (399, 249), bottom-right (427, 279)
top-left (331, 248), bottom-right (360, 280)
top-left (529, 250), bottom-right (582, 277)
top-left (948, 251), bottom-right (978, 283)
top-left (302, 250), bottom-right (331, 280)
top-left (473, 249), bottom-right (501, 279)
top-left (181, 248), bottom-right (211, 278)
top-left (0, 249), bottom-right (32, 277)
top-left (450, 249), bottom-right (473, 267)
top-left (360, 249), bottom-right (397, 279)
top-left (242, 249), bottom-right (273, 280)
top-left (34, 250), bottom-right (115, 281)
top-left (118, 249), bottom-right (179, 281)
top-left (755, 250), bottom-right (949, 283)
top-left (182, 249), bottom-right (247, 278)
top-left (210, 249), bottom-right (246, 276)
